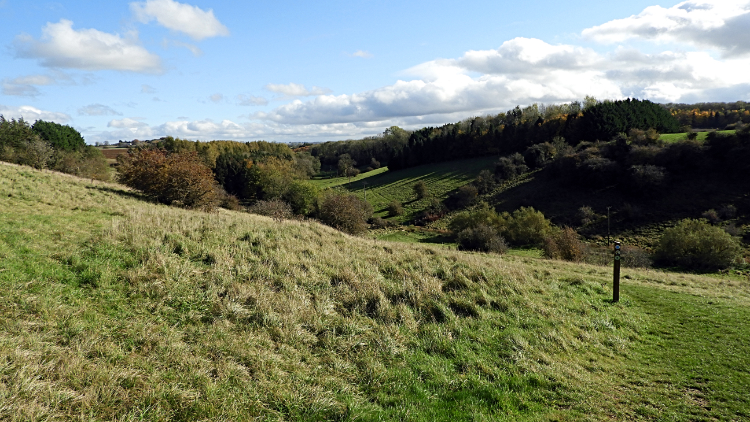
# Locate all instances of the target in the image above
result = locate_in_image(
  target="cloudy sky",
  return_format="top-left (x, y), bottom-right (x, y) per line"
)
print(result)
top-left (1, 0), bottom-right (749, 144)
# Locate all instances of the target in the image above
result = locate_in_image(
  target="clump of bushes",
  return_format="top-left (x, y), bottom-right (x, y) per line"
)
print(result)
top-left (249, 199), bottom-right (293, 220)
top-left (413, 180), bottom-right (428, 199)
top-left (655, 219), bottom-right (743, 270)
top-left (317, 192), bottom-right (373, 235)
top-left (494, 152), bottom-right (528, 180)
top-left (386, 201), bottom-right (404, 217)
top-left (449, 204), bottom-right (552, 251)
top-left (457, 225), bottom-right (508, 254)
top-left (117, 149), bottom-right (219, 210)
top-left (543, 227), bottom-right (585, 262)
top-left (0, 116), bottom-right (110, 180)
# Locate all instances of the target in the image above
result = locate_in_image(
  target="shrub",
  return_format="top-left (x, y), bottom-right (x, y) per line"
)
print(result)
top-left (51, 146), bottom-right (111, 181)
top-left (415, 198), bottom-right (448, 225)
top-left (449, 203), bottom-right (502, 234)
top-left (577, 206), bottom-right (597, 226)
top-left (457, 225), bottom-right (508, 254)
top-left (317, 192), bottom-right (373, 235)
top-left (449, 184), bottom-right (478, 209)
top-left (413, 181), bottom-right (428, 199)
top-left (283, 180), bottom-right (320, 216)
top-left (655, 219), bottom-right (743, 269)
top-left (523, 142), bottom-right (557, 168)
top-left (117, 149), bottom-right (219, 210)
top-left (249, 199), bottom-right (293, 220)
top-left (503, 206), bottom-right (552, 246)
top-left (543, 227), bottom-right (585, 262)
top-left (370, 216), bottom-right (395, 229)
top-left (718, 204), bottom-right (737, 220)
top-left (626, 164), bottom-right (667, 195)
top-left (386, 201), bottom-right (404, 217)
top-left (701, 209), bottom-right (721, 225)
top-left (474, 169), bottom-right (497, 194)
top-left (495, 153), bottom-right (528, 180)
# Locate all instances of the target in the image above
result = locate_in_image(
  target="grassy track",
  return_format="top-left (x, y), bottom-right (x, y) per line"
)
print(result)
top-left (311, 157), bottom-right (497, 222)
top-left (1, 161), bottom-right (749, 421)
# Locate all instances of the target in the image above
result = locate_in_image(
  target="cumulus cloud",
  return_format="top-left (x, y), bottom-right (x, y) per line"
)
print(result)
top-left (0, 105), bottom-right (71, 123)
top-left (254, 33), bottom-right (750, 126)
top-left (209, 93), bottom-right (224, 103)
top-left (131, 0), bottom-right (230, 40)
top-left (265, 83), bottom-right (332, 97)
top-left (13, 19), bottom-right (162, 73)
top-left (108, 118), bottom-right (149, 128)
top-left (2, 72), bottom-right (78, 97)
top-left (237, 94), bottom-right (268, 106)
top-left (79, 104), bottom-right (122, 116)
top-left (583, 0), bottom-right (750, 57)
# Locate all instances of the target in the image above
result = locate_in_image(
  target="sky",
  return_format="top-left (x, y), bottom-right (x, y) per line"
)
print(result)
top-left (1, 0), bottom-right (750, 144)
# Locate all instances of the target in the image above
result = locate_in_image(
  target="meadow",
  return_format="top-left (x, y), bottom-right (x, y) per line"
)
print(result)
top-left (658, 129), bottom-right (736, 143)
top-left (1, 162), bottom-right (749, 421)
top-left (311, 157), bottom-right (497, 223)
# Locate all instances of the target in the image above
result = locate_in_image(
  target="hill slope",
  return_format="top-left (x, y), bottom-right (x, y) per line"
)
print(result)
top-left (1, 162), bottom-right (749, 421)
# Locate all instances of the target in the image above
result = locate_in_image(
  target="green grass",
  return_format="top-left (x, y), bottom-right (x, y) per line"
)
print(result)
top-left (659, 130), bottom-right (736, 143)
top-left (2, 161), bottom-right (750, 421)
top-left (311, 157), bottom-right (497, 223)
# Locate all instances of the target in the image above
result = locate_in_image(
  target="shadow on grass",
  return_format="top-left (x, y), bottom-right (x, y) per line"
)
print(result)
top-left (86, 185), bottom-right (150, 201)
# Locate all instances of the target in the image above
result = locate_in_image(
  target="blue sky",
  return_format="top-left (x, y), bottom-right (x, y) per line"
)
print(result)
top-left (2, 0), bottom-right (750, 144)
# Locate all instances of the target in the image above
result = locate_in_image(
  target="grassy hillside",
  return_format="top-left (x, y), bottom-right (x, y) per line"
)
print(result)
top-left (311, 157), bottom-right (496, 222)
top-left (1, 162), bottom-right (749, 421)
top-left (658, 129), bottom-right (735, 143)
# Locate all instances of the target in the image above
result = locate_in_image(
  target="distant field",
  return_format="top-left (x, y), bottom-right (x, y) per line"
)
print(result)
top-left (659, 130), bottom-right (735, 143)
top-left (312, 156), bottom-right (497, 222)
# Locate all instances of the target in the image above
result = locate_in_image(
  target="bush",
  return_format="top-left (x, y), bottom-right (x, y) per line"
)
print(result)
top-left (249, 199), bottom-right (293, 220)
top-left (386, 201), bottom-right (404, 217)
top-left (655, 219), bottom-right (743, 270)
top-left (317, 192), bottom-right (373, 235)
top-left (543, 227), bottom-right (585, 262)
top-left (503, 207), bottom-right (552, 246)
top-left (413, 181), bottom-right (428, 199)
top-left (117, 149), bottom-right (219, 210)
top-left (283, 180), bottom-right (320, 215)
top-left (415, 198), bottom-right (448, 225)
top-left (457, 225), bottom-right (508, 254)
top-left (495, 153), bottom-right (528, 180)
top-left (474, 169), bottom-right (497, 194)
top-left (577, 206), bottom-right (597, 226)
top-left (449, 184), bottom-right (478, 209)
top-left (51, 146), bottom-right (110, 181)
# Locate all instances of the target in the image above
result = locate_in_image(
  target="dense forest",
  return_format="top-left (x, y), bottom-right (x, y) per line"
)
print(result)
top-left (310, 99), bottom-right (748, 171)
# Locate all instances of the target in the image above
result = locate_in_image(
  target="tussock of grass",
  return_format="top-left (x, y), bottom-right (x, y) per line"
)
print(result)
top-left (1, 161), bottom-right (749, 420)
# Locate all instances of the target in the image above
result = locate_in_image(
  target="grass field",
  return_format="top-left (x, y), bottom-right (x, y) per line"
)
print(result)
top-left (1, 161), bottom-right (750, 421)
top-left (311, 157), bottom-right (497, 223)
top-left (659, 130), bottom-right (736, 143)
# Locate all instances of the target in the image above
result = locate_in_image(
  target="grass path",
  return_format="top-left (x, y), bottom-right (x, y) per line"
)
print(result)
top-left (617, 284), bottom-right (750, 420)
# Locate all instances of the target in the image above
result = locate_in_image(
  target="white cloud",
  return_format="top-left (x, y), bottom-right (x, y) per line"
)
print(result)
top-left (265, 83), bottom-right (332, 97)
top-left (209, 93), bottom-right (224, 103)
top-left (583, 0), bottom-right (750, 57)
top-left (0, 105), bottom-right (71, 123)
top-left (350, 50), bottom-right (373, 58)
top-left (79, 104), bottom-right (122, 116)
top-left (237, 94), bottom-right (268, 106)
top-left (2, 71), bottom-right (78, 97)
top-left (108, 118), bottom-right (149, 128)
top-left (254, 34), bottom-right (750, 127)
top-left (13, 20), bottom-right (162, 73)
top-left (141, 84), bottom-right (157, 93)
top-left (131, 0), bottom-right (229, 40)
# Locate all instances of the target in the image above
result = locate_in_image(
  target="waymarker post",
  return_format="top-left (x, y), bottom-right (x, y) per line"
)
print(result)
top-left (613, 241), bottom-right (621, 302)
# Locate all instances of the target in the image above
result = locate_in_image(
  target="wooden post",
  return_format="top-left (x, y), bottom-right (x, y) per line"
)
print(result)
top-left (613, 241), bottom-right (621, 302)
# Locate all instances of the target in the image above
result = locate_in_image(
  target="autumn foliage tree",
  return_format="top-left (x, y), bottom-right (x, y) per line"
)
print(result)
top-left (117, 149), bottom-right (219, 210)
